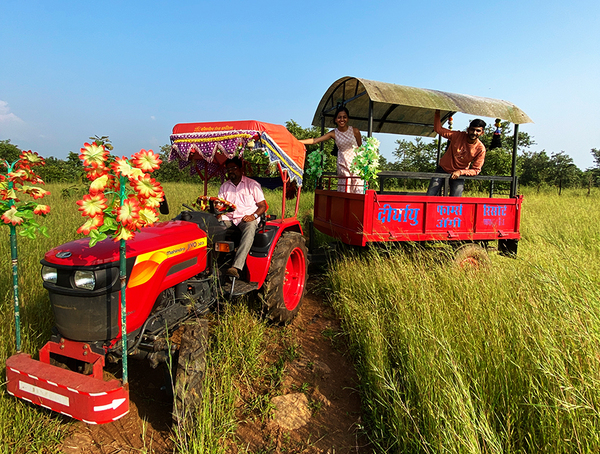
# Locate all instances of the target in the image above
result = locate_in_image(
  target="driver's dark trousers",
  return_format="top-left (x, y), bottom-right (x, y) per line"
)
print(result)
top-left (222, 219), bottom-right (258, 271)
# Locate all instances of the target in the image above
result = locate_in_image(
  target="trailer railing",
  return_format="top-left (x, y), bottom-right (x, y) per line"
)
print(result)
top-left (319, 171), bottom-right (518, 198)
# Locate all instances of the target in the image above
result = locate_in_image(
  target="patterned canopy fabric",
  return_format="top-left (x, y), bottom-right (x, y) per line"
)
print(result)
top-left (170, 120), bottom-right (306, 186)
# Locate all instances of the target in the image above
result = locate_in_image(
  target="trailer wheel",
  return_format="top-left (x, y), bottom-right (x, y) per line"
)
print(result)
top-left (260, 231), bottom-right (308, 324)
top-left (172, 318), bottom-right (208, 428)
top-left (454, 243), bottom-right (490, 270)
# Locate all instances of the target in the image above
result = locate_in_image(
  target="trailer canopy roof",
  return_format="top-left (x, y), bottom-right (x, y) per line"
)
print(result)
top-left (311, 76), bottom-right (533, 138)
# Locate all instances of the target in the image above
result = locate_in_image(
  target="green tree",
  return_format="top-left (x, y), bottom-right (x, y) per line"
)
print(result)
top-left (392, 137), bottom-right (438, 172)
top-left (0, 139), bottom-right (21, 163)
top-left (548, 151), bottom-right (581, 194)
top-left (152, 144), bottom-right (200, 183)
top-left (590, 148), bottom-right (600, 186)
top-left (519, 151), bottom-right (552, 189)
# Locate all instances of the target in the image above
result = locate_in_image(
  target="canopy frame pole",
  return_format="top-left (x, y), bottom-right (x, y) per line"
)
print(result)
top-left (510, 124), bottom-right (519, 197)
top-left (367, 100), bottom-right (373, 137)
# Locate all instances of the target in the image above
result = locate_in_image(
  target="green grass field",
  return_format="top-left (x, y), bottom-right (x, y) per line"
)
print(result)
top-left (327, 188), bottom-right (600, 453)
top-left (1, 184), bottom-right (599, 453)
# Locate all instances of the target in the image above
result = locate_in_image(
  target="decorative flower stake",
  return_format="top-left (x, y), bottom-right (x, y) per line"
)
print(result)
top-left (77, 143), bottom-right (164, 246)
top-left (1, 150), bottom-right (51, 352)
top-left (77, 142), bottom-right (164, 383)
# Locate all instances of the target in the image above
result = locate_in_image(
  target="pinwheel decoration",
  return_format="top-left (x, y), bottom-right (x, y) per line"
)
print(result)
top-left (1, 150), bottom-right (51, 353)
top-left (77, 143), bottom-right (165, 247)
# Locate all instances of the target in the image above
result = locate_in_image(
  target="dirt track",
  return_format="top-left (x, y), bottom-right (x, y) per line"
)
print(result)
top-left (60, 280), bottom-right (372, 453)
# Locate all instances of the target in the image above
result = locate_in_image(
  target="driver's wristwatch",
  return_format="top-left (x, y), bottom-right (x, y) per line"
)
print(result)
top-left (253, 213), bottom-right (259, 219)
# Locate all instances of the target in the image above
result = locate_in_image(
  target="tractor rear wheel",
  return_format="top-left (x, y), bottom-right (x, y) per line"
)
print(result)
top-left (453, 243), bottom-right (490, 270)
top-left (172, 318), bottom-right (208, 428)
top-left (260, 231), bottom-right (308, 324)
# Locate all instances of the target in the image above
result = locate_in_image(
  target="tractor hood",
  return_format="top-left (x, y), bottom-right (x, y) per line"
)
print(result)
top-left (45, 221), bottom-right (207, 267)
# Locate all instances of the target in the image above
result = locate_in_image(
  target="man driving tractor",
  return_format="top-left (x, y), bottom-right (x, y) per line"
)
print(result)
top-left (218, 157), bottom-right (267, 278)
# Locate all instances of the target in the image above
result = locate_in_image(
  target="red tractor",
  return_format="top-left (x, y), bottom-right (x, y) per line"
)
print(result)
top-left (6, 120), bottom-right (309, 424)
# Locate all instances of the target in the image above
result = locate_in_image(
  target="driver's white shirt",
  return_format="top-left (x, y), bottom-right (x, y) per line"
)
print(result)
top-left (218, 175), bottom-right (265, 225)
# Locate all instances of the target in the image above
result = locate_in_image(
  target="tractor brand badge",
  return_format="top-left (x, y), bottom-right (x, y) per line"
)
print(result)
top-left (128, 238), bottom-right (208, 288)
top-left (56, 251), bottom-right (72, 258)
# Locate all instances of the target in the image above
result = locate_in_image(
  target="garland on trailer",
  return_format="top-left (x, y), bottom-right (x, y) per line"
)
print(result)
top-left (350, 136), bottom-right (380, 191)
top-left (305, 149), bottom-right (325, 181)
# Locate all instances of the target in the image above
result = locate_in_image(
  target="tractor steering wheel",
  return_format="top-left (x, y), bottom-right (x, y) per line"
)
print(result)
top-left (194, 195), bottom-right (236, 215)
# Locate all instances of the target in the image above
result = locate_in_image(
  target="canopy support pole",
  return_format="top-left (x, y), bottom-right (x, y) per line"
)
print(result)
top-left (510, 124), bottom-right (519, 197)
top-left (367, 100), bottom-right (373, 137)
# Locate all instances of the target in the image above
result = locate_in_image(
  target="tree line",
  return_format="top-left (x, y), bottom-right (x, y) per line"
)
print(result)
top-left (2, 121), bottom-right (599, 193)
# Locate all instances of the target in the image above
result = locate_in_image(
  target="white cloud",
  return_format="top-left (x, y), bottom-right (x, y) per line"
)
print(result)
top-left (150, 116), bottom-right (156, 121)
top-left (0, 100), bottom-right (24, 124)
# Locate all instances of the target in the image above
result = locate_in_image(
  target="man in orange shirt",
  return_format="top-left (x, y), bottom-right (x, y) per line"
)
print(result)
top-left (426, 110), bottom-right (487, 197)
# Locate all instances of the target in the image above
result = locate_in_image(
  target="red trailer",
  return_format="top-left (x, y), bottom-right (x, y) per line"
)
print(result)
top-left (309, 77), bottom-right (532, 257)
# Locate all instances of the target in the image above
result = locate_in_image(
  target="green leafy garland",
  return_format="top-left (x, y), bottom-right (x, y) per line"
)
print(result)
top-left (305, 149), bottom-right (324, 180)
top-left (350, 137), bottom-right (380, 189)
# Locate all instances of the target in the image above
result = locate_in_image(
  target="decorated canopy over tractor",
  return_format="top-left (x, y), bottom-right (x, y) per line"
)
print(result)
top-left (170, 120), bottom-right (306, 187)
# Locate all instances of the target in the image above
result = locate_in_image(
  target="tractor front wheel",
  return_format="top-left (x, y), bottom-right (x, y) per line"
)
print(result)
top-left (260, 231), bottom-right (308, 324)
top-left (172, 318), bottom-right (208, 428)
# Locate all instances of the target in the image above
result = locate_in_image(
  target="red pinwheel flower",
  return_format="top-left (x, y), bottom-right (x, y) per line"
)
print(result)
top-left (2, 207), bottom-right (24, 226)
top-left (113, 225), bottom-right (135, 241)
top-left (111, 158), bottom-right (143, 180)
top-left (132, 174), bottom-right (162, 199)
top-left (80, 142), bottom-right (108, 168)
top-left (138, 207), bottom-right (159, 226)
top-left (33, 204), bottom-right (51, 215)
top-left (132, 150), bottom-right (162, 173)
top-left (27, 187), bottom-right (50, 200)
top-left (77, 194), bottom-right (108, 218)
top-left (20, 150), bottom-right (45, 166)
top-left (89, 174), bottom-right (111, 195)
top-left (116, 197), bottom-right (141, 227)
top-left (77, 216), bottom-right (104, 235)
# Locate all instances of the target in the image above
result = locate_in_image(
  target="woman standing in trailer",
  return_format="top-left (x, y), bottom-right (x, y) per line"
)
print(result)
top-left (300, 106), bottom-right (363, 193)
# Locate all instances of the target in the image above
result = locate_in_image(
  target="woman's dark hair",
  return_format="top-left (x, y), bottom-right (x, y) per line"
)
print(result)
top-left (333, 106), bottom-right (350, 126)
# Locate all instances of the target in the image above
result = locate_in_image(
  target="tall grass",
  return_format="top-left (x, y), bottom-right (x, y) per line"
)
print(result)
top-left (326, 188), bottom-right (600, 453)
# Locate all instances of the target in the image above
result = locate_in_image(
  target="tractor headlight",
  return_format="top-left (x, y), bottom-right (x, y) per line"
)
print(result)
top-left (74, 270), bottom-right (96, 290)
top-left (41, 265), bottom-right (58, 284)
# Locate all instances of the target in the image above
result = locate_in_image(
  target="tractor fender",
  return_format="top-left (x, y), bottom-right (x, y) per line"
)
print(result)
top-left (245, 219), bottom-right (303, 288)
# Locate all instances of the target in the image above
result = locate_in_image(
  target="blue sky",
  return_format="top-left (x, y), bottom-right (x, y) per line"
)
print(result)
top-left (1, 0), bottom-right (599, 170)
